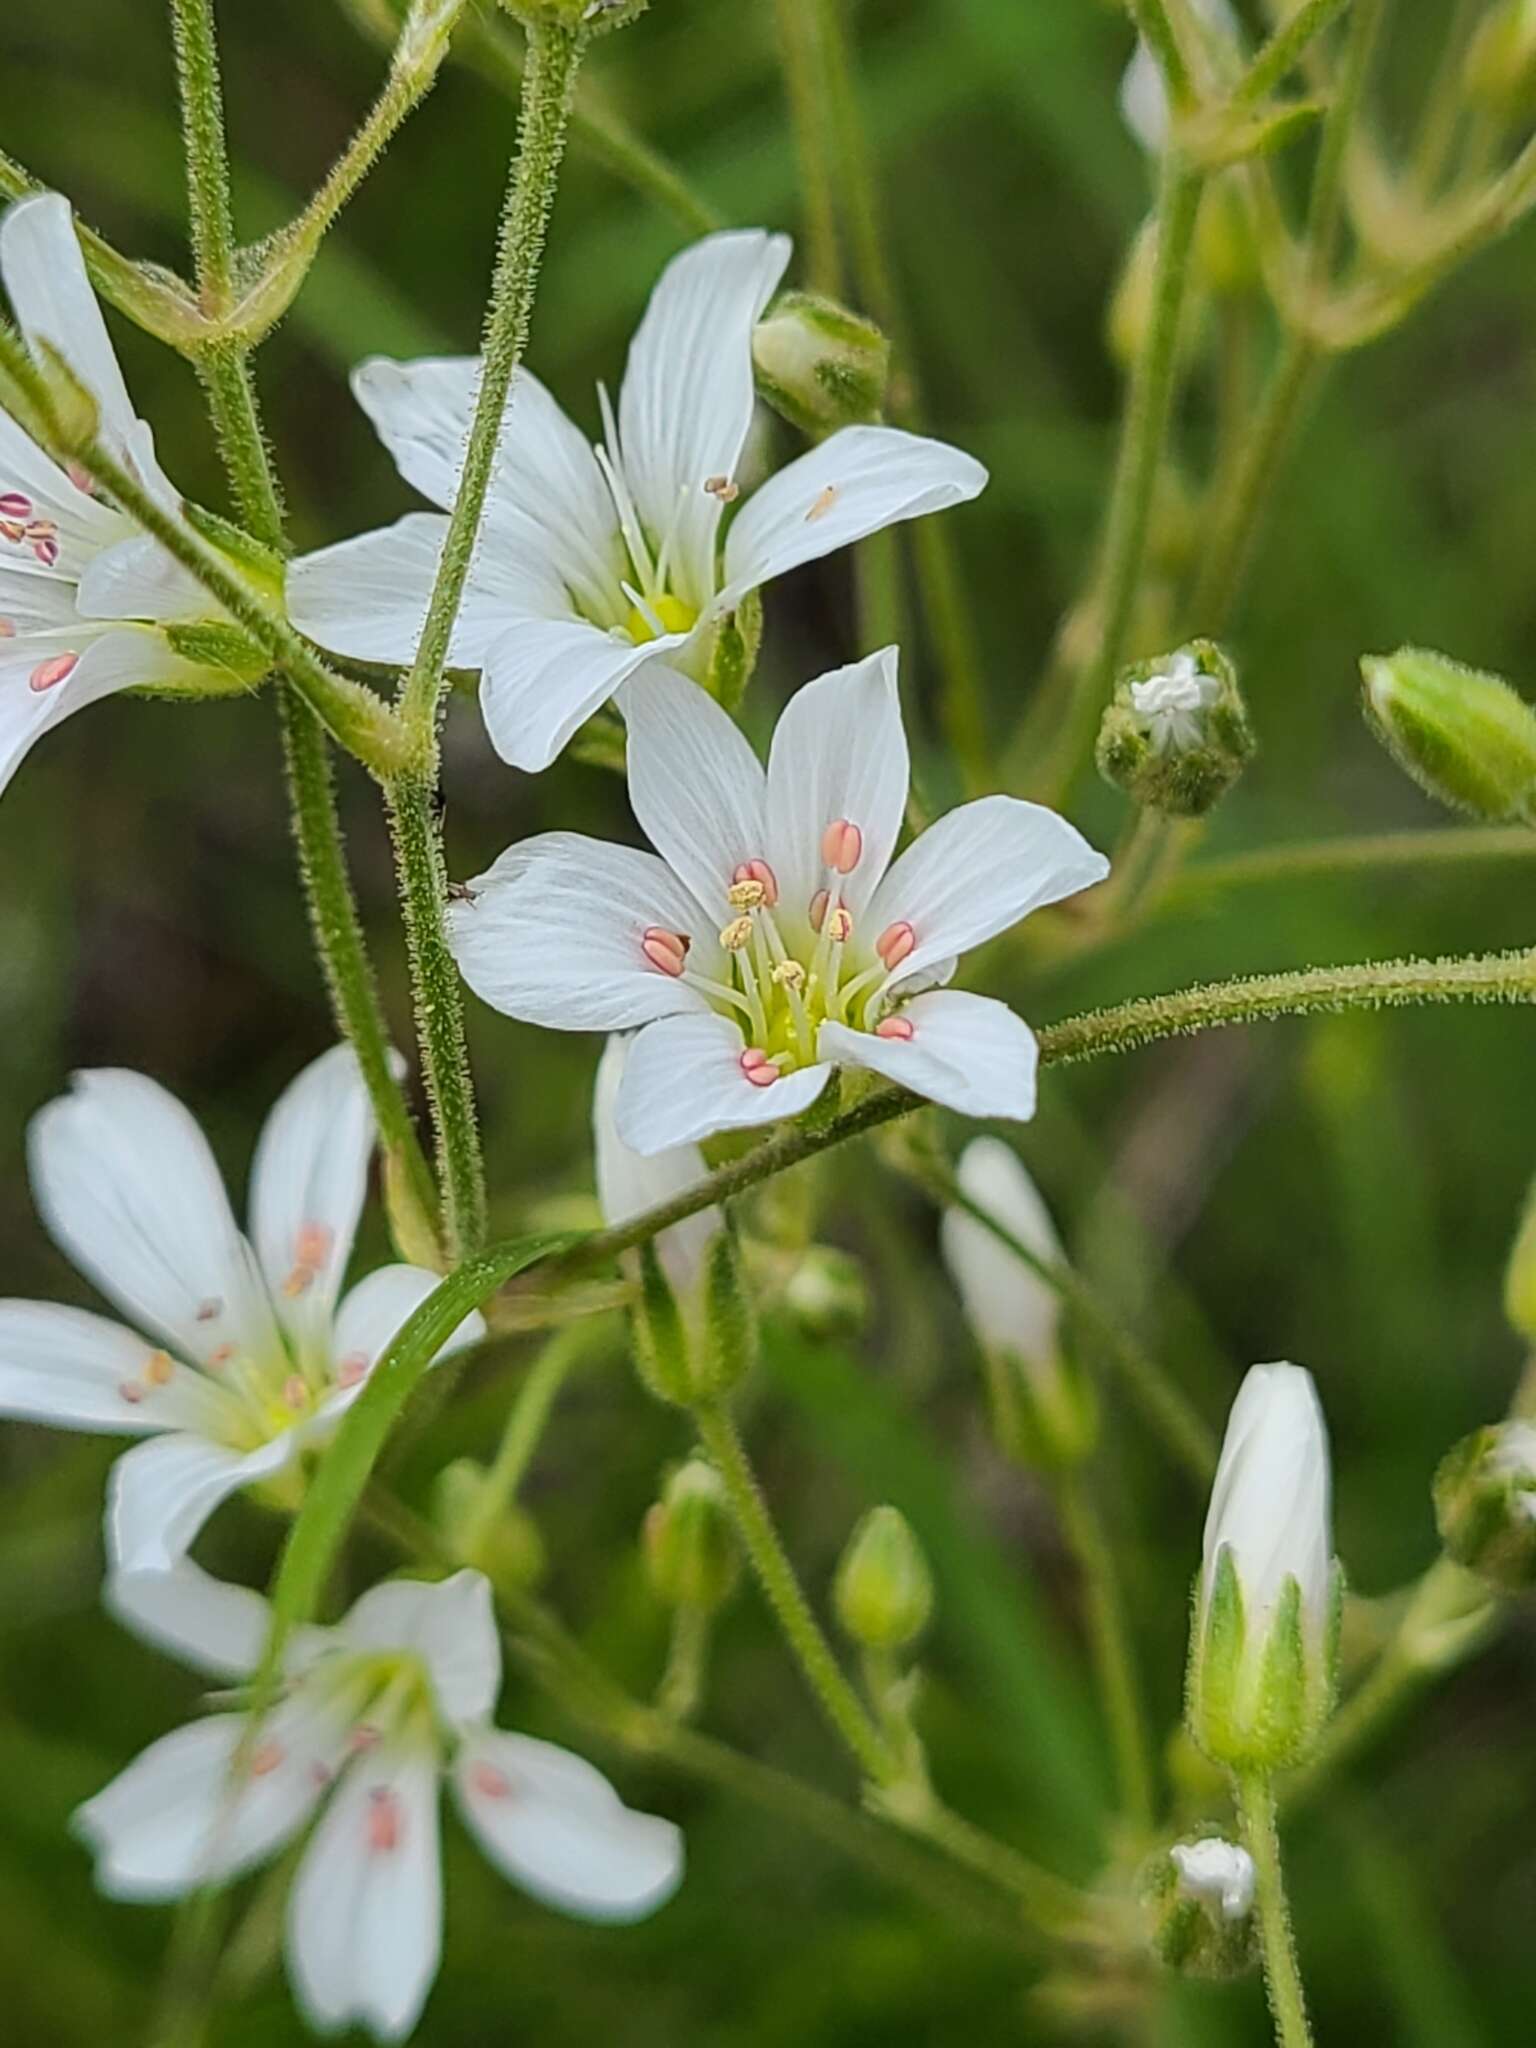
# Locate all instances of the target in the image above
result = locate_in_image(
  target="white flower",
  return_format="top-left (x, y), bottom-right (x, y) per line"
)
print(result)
top-left (0, 193), bottom-right (228, 799)
top-left (1127, 649), bottom-right (1221, 754)
top-left (940, 1137), bottom-right (1064, 1380)
top-left (448, 648), bottom-right (1108, 1155)
top-left (0, 1046), bottom-right (483, 1572)
top-left (1170, 1837), bottom-right (1255, 1922)
top-left (77, 1562), bottom-right (683, 2041)
top-left (1120, 0), bottom-right (1241, 152)
top-left (593, 1033), bottom-right (720, 1295)
top-left (287, 230), bottom-right (987, 772)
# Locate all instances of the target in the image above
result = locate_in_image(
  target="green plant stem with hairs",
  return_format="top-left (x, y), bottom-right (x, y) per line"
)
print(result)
top-left (1237, 1771), bottom-right (1316, 2048)
top-left (1055, 1475), bottom-right (1156, 1830)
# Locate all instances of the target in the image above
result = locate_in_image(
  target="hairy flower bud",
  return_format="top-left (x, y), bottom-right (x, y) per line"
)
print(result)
top-left (752, 290), bottom-right (890, 436)
top-left (643, 1459), bottom-right (740, 1613)
top-left (940, 1139), bottom-right (1097, 1468)
top-left (1098, 640), bottom-right (1255, 818)
top-left (1142, 1834), bottom-right (1259, 1980)
top-left (834, 1506), bottom-right (934, 1654)
top-left (1434, 1422), bottom-right (1536, 1591)
top-left (1504, 1173), bottom-right (1536, 1343)
top-left (1187, 1364), bottom-right (1340, 1771)
top-left (1360, 646), bottom-right (1536, 824)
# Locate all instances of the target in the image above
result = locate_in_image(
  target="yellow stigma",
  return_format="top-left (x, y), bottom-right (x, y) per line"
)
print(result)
top-left (625, 592), bottom-right (698, 644)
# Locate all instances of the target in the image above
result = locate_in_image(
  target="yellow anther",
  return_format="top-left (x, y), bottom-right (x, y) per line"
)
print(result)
top-left (727, 878), bottom-right (766, 910)
top-left (144, 1350), bottom-right (174, 1387)
top-left (719, 916), bottom-right (755, 951)
top-left (772, 959), bottom-right (806, 990)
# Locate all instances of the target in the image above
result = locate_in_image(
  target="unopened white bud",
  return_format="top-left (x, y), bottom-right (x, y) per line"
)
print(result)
top-left (1144, 1834), bottom-right (1259, 1980)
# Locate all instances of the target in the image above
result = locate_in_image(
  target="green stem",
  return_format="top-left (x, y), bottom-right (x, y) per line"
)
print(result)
top-left (1236, 1771), bottom-right (1316, 2048)
top-left (1125, 0), bottom-right (1193, 108)
top-left (1166, 825), bottom-right (1536, 903)
top-left (1234, 0), bottom-right (1352, 108)
top-left (1303, 0), bottom-right (1384, 291)
top-left (170, 0), bottom-right (238, 303)
top-left (1057, 1476), bottom-right (1156, 1829)
top-left (398, 15), bottom-right (581, 738)
top-left (655, 1602), bottom-right (710, 1722)
top-left (772, 0), bottom-right (846, 294)
top-left (460, 1319), bottom-right (596, 1557)
top-left (385, 777), bottom-right (486, 1260)
top-left (690, 1397), bottom-right (898, 1784)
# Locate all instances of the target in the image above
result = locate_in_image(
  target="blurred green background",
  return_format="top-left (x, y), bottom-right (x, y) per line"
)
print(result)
top-left (1, 0), bottom-right (1534, 2041)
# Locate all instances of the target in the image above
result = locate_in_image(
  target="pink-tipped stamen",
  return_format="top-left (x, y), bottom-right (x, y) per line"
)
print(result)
top-left (875, 1015), bottom-right (915, 1041)
top-left (250, 1741), bottom-right (284, 1778)
top-left (740, 1047), bottom-right (778, 1089)
top-left (733, 858), bottom-right (779, 906)
top-left (29, 652), bottom-right (78, 694)
top-left (820, 819), bottom-right (863, 874)
top-left (641, 925), bottom-right (690, 977)
top-left (118, 1380), bottom-right (146, 1405)
top-left (826, 905), bottom-right (853, 945)
top-left (337, 1351), bottom-right (370, 1389)
top-left (808, 888), bottom-right (830, 933)
top-left (876, 921), bottom-right (916, 970)
top-left (0, 492), bottom-right (31, 520)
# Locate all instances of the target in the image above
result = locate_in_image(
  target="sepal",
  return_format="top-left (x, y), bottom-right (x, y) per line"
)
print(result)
top-left (631, 1237), bottom-right (693, 1405)
top-left (752, 290), bottom-right (890, 435)
top-left (696, 1216), bottom-right (758, 1397)
top-left (643, 1459), bottom-right (740, 1613)
top-left (1360, 646), bottom-right (1536, 824)
top-left (703, 591), bottom-right (762, 712)
top-left (833, 1505), bottom-right (933, 1654)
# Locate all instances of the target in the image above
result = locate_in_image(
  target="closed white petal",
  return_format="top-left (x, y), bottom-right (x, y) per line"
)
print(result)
top-left (106, 1430), bottom-right (298, 1573)
top-left (617, 230), bottom-right (790, 608)
top-left (864, 796), bottom-right (1109, 984)
top-left (1, 196), bottom-right (141, 466)
top-left (719, 426), bottom-right (987, 611)
top-left (821, 991), bottom-right (1039, 1122)
top-left (1203, 1363), bottom-right (1331, 1647)
top-left (351, 356), bottom-right (621, 621)
top-left (621, 663), bottom-right (767, 918)
top-left (27, 1067), bottom-right (281, 1371)
top-left (764, 647), bottom-right (908, 932)
top-left (0, 625), bottom-right (199, 802)
top-left (939, 1138), bottom-right (1062, 1363)
top-left (287, 1743), bottom-right (443, 2043)
top-left (448, 832), bottom-right (715, 1032)
top-left (75, 533), bottom-right (211, 624)
top-left (287, 513), bottom-right (545, 671)
top-left (453, 1730), bottom-right (683, 1924)
top-left (0, 1299), bottom-right (231, 1436)
top-left (328, 1264), bottom-right (486, 1402)
top-left (594, 1036), bottom-right (718, 1294)
top-left (337, 1571), bottom-right (500, 1730)
top-left (75, 1700), bottom-right (337, 1901)
top-left (616, 1012), bottom-right (831, 1155)
top-left (479, 614), bottom-right (682, 774)
top-left (106, 1557), bottom-right (270, 1680)
top-left (250, 1045), bottom-right (376, 1361)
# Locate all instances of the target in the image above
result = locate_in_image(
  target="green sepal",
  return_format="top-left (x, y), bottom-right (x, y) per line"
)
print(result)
top-left (643, 1458), bottom-right (740, 1612)
top-left (1434, 1425), bottom-right (1536, 1590)
top-left (631, 1238), bottom-right (692, 1405)
top-left (1250, 1573), bottom-right (1308, 1767)
top-left (1097, 637), bottom-right (1255, 819)
top-left (1186, 1547), bottom-right (1245, 1764)
top-left (160, 619), bottom-right (273, 690)
top-left (704, 590), bottom-right (762, 713)
top-left (182, 499), bottom-right (285, 591)
top-left (697, 1214), bottom-right (758, 1398)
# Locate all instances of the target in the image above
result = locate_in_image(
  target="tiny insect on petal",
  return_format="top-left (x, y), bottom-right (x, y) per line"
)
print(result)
top-left (805, 483), bottom-right (839, 523)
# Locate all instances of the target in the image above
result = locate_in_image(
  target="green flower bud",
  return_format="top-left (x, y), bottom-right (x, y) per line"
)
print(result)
top-left (432, 1458), bottom-right (545, 1588)
top-left (631, 1235), bottom-right (694, 1406)
top-left (834, 1505), bottom-right (934, 1654)
top-left (643, 1459), bottom-right (740, 1612)
top-left (782, 1245), bottom-right (869, 1340)
top-left (1360, 646), bottom-right (1536, 824)
top-left (1504, 1172), bottom-right (1536, 1343)
top-left (1187, 1365), bottom-right (1341, 1772)
top-left (1097, 640), bottom-right (1255, 818)
top-left (1434, 1422), bottom-right (1536, 1591)
top-left (703, 589), bottom-right (762, 712)
top-left (1464, 0), bottom-right (1536, 119)
top-left (159, 620), bottom-right (272, 691)
top-left (1142, 1835), bottom-right (1259, 1980)
top-left (752, 291), bottom-right (890, 436)
top-left (1194, 176), bottom-right (1261, 299)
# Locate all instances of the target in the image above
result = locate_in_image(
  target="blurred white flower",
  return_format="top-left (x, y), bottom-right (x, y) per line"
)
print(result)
top-left (0, 1046), bottom-right (482, 1571)
top-left (449, 649), bottom-right (1108, 1154)
top-left (288, 230), bottom-right (987, 771)
top-left (78, 1563), bottom-right (683, 2041)
top-left (1120, 0), bottom-right (1241, 152)
top-left (0, 193), bottom-right (233, 799)
top-left (1170, 1836), bottom-right (1255, 1922)
top-left (593, 1033), bottom-right (719, 1297)
top-left (941, 1137), bottom-right (1064, 1374)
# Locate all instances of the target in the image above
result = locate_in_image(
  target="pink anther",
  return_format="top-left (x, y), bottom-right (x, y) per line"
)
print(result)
top-left (144, 1350), bottom-right (173, 1387)
top-left (820, 819), bottom-right (863, 874)
top-left (875, 1016), bottom-right (915, 1041)
top-left (0, 493), bottom-right (31, 520)
top-left (118, 1380), bottom-right (146, 1405)
top-left (876, 921), bottom-right (916, 971)
top-left (29, 652), bottom-right (78, 694)
top-left (732, 859), bottom-right (779, 906)
top-left (367, 1786), bottom-right (401, 1853)
top-left (739, 1047), bottom-right (778, 1089)
top-left (29, 534), bottom-right (59, 568)
top-left (641, 925), bottom-right (690, 976)
top-left (470, 1760), bottom-right (513, 1800)
top-left (250, 1741), bottom-right (284, 1778)
top-left (337, 1351), bottom-right (370, 1389)
top-left (808, 888), bottom-right (830, 933)
top-left (282, 1374), bottom-right (308, 1411)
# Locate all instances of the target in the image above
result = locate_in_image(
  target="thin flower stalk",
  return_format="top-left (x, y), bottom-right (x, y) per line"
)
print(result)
top-left (1237, 1772), bottom-right (1316, 2048)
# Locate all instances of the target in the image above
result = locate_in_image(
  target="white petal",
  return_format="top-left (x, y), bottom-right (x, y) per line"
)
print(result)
top-left (27, 1067), bottom-right (281, 1370)
top-left (719, 426), bottom-right (987, 611)
top-left (621, 663), bottom-right (767, 918)
top-left (351, 356), bottom-right (621, 621)
top-left (0, 401), bottom-right (126, 574)
top-left (593, 1036), bottom-right (717, 1294)
top-left (1203, 1363), bottom-right (1332, 1652)
top-left (287, 1743), bottom-right (443, 2043)
top-left (617, 230), bottom-right (790, 608)
top-left (287, 512), bottom-right (546, 671)
top-left (478, 614), bottom-right (682, 774)
top-left (0, 1299), bottom-right (229, 1436)
top-left (763, 647), bottom-right (908, 931)
top-left (75, 1702), bottom-right (334, 1901)
top-left (75, 533), bottom-right (211, 623)
top-left (863, 796), bottom-right (1110, 985)
top-left (616, 1012), bottom-right (831, 1155)
top-left (448, 832), bottom-right (715, 1032)
top-left (939, 1138), bottom-right (1062, 1363)
top-left (328, 1264), bottom-right (486, 1401)
top-left (250, 1045), bottom-right (376, 1362)
top-left (106, 1557), bottom-right (271, 1680)
top-left (453, 1730), bottom-right (683, 1924)
top-left (0, 626), bottom-right (198, 802)
top-left (106, 1430), bottom-right (299, 1573)
top-left (337, 1571), bottom-right (500, 1730)
top-left (820, 991), bottom-right (1040, 1122)
top-left (1, 196), bottom-right (140, 464)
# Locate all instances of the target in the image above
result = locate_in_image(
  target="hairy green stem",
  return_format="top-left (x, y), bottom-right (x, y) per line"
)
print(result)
top-left (1056, 1476), bottom-right (1156, 1828)
top-left (1237, 1771), bottom-right (1316, 2048)
top-left (772, 0), bottom-right (846, 294)
top-left (170, 0), bottom-right (238, 303)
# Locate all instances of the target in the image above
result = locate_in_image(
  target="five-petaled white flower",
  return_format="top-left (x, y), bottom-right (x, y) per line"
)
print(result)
top-left (287, 230), bottom-right (987, 772)
top-left (78, 1562), bottom-right (683, 2042)
top-left (447, 648), bottom-right (1109, 1155)
top-left (0, 1046), bottom-right (483, 1572)
top-left (1128, 649), bottom-right (1221, 754)
top-left (0, 193), bottom-right (232, 799)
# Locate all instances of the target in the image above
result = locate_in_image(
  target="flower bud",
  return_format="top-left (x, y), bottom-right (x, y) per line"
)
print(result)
top-left (1360, 647), bottom-right (1536, 824)
top-left (940, 1139), bottom-right (1097, 1468)
top-left (1194, 176), bottom-right (1261, 299)
top-left (1433, 1422), bottom-right (1536, 1591)
top-left (1504, 1172), bottom-right (1536, 1343)
top-left (834, 1505), bottom-right (934, 1654)
top-left (782, 1245), bottom-right (869, 1340)
top-left (1142, 1835), bottom-right (1259, 1980)
top-left (1097, 640), bottom-right (1255, 818)
top-left (432, 1458), bottom-right (545, 1588)
top-left (752, 290), bottom-right (890, 436)
top-left (1187, 1364), bottom-right (1340, 1771)
top-left (1464, 0), bottom-right (1536, 120)
top-left (643, 1459), bottom-right (740, 1613)
top-left (1107, 218), bottom-right (1158, 370)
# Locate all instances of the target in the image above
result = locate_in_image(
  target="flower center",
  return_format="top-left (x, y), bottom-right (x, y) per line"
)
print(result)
top-left (625, 591), bottom-right (699, 644)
